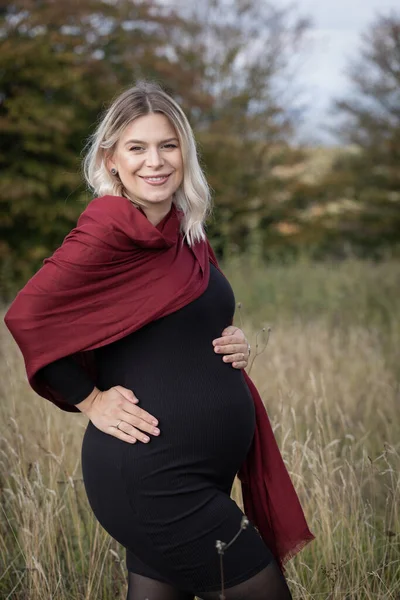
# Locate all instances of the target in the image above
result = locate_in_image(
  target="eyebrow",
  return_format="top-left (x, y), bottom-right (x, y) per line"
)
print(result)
top-left (124, 137), bottom-right (179, 146)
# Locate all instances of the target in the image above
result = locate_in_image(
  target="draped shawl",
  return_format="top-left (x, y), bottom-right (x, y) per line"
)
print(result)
top-left (4, 195), bottom-right (314, 568)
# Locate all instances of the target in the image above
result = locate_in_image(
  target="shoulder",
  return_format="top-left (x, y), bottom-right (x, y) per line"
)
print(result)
top-left (79, 195), bottom-right (133, 222)
top-left (77, 196), bottom-right (144, 237)
top-left (74, 195), bottom-right (150, 250)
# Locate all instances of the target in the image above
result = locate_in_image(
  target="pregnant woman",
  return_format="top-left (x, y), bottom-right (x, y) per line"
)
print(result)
top-left (4, 81), bottom-right (313, 599)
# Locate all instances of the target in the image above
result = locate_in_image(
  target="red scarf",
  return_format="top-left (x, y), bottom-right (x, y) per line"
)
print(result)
top-left (4, 195), bottom-right (314, 568)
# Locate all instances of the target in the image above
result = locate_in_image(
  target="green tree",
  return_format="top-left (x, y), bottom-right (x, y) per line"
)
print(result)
top-left (181, 0), bottom-right (311, 258)
top-left (312, 11), bottom-right (400, 258)
top-left (0, 0), bottom-right (211, 299)
top-left (1, 0), bottom-right (311, 299)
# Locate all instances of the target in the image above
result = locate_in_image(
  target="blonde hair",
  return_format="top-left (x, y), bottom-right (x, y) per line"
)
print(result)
top-left (83, 81), bottom-right (212, 245)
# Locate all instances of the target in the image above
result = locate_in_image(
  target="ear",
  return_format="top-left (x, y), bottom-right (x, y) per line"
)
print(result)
top-left (105, 152), bottom-right (116, 173)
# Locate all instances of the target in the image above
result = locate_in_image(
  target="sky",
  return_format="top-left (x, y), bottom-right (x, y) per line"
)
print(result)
top-left (292, 0), bottom-right (399, 145)
top-left (160, 0), bottom-right (399, 145)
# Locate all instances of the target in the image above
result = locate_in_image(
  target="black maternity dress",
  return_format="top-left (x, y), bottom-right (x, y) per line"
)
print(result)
top-left (38, 262), bottom-right (275, 595)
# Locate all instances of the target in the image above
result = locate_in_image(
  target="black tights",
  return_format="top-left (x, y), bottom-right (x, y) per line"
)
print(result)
top-left (126, 561), bottom-right (292, 600)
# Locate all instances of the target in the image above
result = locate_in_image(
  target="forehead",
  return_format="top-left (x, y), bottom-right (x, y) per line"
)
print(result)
top-left (120, 112), bottom-right (177, 143)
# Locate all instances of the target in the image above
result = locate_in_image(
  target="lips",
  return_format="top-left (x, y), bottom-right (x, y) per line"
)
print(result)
top-left (139, 174), bottom-right (172, 186)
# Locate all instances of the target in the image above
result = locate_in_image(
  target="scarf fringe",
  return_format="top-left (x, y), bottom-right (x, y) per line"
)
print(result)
top-left (280, 532), bottom-right (316, 570)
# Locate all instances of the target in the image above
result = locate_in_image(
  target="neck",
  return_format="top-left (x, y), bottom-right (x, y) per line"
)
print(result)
top-left (140, 200), bottom-right (173, 227)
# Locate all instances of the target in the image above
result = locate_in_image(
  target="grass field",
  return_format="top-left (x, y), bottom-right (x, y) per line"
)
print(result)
top-left (1, 258), bottom-right (399, 599)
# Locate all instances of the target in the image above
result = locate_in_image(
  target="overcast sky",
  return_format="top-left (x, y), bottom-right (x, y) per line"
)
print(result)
top-left (162, 0), bottom-right (399, 145)
top-left (292, 0), bottom-right (399, 145)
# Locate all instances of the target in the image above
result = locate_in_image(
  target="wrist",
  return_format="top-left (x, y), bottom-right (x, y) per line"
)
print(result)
top-left (75, 386), bottom-right (101, 415)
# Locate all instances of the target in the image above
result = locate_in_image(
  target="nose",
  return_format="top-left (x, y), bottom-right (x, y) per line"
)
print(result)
top-left (146, 146), bottom-right (164, 168)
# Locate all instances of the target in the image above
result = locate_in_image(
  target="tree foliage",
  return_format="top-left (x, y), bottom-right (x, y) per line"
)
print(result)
top-left (311, 11), bottom-right (400, 258)
top-left (184, 0), bottom-right (311, 254)
top-left (0, 0), bottom-right (212, 295)
top-left (1, 0), bottom-right (310, 299)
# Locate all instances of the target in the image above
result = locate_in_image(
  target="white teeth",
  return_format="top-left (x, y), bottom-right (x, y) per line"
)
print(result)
top-left (144, 176), bottom-right (168, 181)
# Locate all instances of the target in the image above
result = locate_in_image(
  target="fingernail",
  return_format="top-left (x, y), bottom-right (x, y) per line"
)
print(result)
top-left (152, 419), bottom-right (158, 425)
top-left (143, 436), bottom-right (150, 442)
top-left (215, 347), bottom-right (220, 352)
top-left (153, 428), bottom-right (160, 435)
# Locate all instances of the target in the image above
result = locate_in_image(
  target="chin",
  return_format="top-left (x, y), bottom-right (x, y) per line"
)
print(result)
top-left (131, 193), bottom-right (173, 206)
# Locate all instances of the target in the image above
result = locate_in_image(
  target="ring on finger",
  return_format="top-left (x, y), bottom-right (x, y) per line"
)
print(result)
top-left (116, 419), bottom-right (122, 430)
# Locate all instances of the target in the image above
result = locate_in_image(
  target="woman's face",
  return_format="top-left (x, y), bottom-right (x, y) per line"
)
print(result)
top-left (108, 113), bottom-right (184, 211)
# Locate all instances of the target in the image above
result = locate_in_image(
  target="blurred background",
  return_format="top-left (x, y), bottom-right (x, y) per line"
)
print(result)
top-left (1, 0), bottom-right (400, 297)
top-left (1, 1), bottom-right (399, 598)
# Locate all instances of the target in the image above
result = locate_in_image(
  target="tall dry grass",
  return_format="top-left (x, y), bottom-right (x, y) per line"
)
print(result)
top-left (1, 258), bottom-right (399, 599)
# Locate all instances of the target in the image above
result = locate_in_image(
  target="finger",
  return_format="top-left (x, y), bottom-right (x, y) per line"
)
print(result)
top-left (109, 426), bottom-right (137, 444)
top-left (113, 385), bottom-right (139, 404)
top-left (213, 335), bottom-right (245, 346)
top-left (121, 413), bottom-right (160, 436)
top-left (221, 326), bottom-right (239, 336)
top-left (232, 360), bottom-right (247, 369)
top-left (122, 402), bottom-right (159, 426)
top-left (222, 352), bottom-right (247, 364)
top-left (214, 344), bottom-right (247, 355)
top-left (116, 422), bottom-right (152, 444)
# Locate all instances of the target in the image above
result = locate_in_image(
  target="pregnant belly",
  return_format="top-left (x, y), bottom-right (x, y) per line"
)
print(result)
top-left (136, 359), bottom-right (252, 423)
top-left (81, 368), bottom-right (254, 551)
top-left (89, 362), bottom-right (255, 490)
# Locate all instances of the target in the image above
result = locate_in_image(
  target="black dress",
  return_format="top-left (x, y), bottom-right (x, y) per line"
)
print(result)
top-left (38, 262), bottom-right (273, 594)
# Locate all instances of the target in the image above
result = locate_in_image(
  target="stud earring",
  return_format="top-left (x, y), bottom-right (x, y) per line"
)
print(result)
top-left (110, 168), bottom-right (118, 175)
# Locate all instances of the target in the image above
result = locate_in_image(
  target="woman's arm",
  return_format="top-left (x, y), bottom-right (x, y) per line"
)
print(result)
top-left (38, 356), bottom-right (104, 414)
top-left (37, 356), bottom-right (160, 443)
top-left (38, 356), bottom-right (98, 407)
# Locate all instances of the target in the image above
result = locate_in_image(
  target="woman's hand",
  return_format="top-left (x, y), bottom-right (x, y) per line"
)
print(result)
top-left (77, 385), bottom-right (160, 444)
top-left (212, 326), bottom-right (251, 369)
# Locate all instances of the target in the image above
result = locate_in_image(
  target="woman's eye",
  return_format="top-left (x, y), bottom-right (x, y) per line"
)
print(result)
top-left (129, 144), bottom-right (177, 151)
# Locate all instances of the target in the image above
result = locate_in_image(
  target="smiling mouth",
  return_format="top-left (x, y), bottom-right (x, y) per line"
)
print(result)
top-left (139, 174), bottom-right (172, 184)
